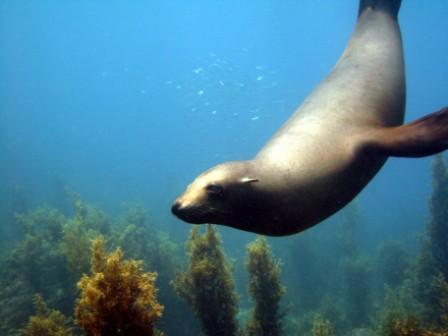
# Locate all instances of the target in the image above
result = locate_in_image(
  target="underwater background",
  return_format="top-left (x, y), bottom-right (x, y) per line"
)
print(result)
top-left (1, 0), bottom-right (447, 335)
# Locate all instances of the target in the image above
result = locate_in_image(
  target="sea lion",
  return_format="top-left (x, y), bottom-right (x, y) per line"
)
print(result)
top-left (172, 0), bottom-right (448, 236)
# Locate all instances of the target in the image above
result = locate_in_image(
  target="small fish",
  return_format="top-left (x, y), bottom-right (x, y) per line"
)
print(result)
top-left (256, 76), bottom-right (263, 81)
top-left (197, 90), bottom-right (204, 96)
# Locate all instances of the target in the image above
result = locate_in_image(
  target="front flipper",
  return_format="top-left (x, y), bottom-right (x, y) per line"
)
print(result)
top-left (368, 107), bottom-right (448, 157)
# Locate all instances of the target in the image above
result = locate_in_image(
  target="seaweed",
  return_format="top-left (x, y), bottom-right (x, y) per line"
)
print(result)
top-left (76, 236), bottom-right (164, 336)
top-left (340, 255), bottom-right (372, 329)
top-left (15, 207), bottom-right (66, 242)
top-left (315, 295), bottom-right (346, 335)
top-left (0, 207), bottom-right (72, 334)
top-left (376, 240), bottom-right (410, 289)
top-left (245, 236), bottom-right (286, 336)
top-left (69, 193), bottom-right (110, 235)
top-left (311, 314), bottom-right (334, 336)
top-left (61, 218), bottom-right (94, 282)
top-left (3, 174), bottom-right (448, 336)
top-left (0, 276), bottom-right (34, 336)
top-left (428, 156), bottom-right (448, 278)
top-left (0, 198), bottom-right (189, 335)
top-left (415, 155), bottom-right (448, 327)
top-left (384, 316), bottom-right (444, 336)
top-left (147, 231), bottom-right (199, 335)
top-left (114, 203), bottom-right (198, 335)
top-left (114, 203), bottom-right (151, 261)
top-left (173, 225), bottom-right (239, 336)
top-left (21, 294), bottom-right (73, 336)
top-left (375, 285), bottom-right (417, 336)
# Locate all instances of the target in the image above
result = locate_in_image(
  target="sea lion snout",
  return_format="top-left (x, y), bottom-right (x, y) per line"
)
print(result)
top-left (171, 199), bottom-right (209, 224)
top-left (171, 200), bottom-right (183, 216)
top-left (171, 200), bottom-right (192, 221)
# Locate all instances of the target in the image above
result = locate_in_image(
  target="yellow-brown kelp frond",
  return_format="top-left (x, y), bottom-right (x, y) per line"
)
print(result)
top-left (386, 316), bottom-right (444, 336)
top-left (311, 314), bottom-right (334, 336)
top-left (173, 225), bottom-right (239, 336)
top-left (245, 236), bottom-right (286, 336)
top-left (75, 236), bottom-right (163, 336)
top-left (21, 294), bottom-right (73, 336)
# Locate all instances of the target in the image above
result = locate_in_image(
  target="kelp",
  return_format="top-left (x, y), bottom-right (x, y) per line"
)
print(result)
top-left (0, 197), bottom-right (190, 336)
top-left (340, 255), bottom-right (372, 328)
top-left (15, 207), bottom-right (66, 242)
top-left (1, 156), bottom-right (448, 336)
top-left (376, 240), bottom-right (410, 289)
top-left (173, 225), bottom-right (239, 336)
top-left (76, 236), bottom-right (163, 336)
top-left (21, 294), bottom-right (73, 336)
top-left (427, 156), bottom-right (448, 278)
top-left (245, 236), bottom-right (286, 336)
top-left (415, 156), bottom-right (448, 327)
top-left (385, 316), bottom-right (445, 336)
top-left (114, 203), bottom-right (195, 336)
top-left (0, 207), bottom-right (70, 334)
top-left (311, 315), bottom-right (334, 336)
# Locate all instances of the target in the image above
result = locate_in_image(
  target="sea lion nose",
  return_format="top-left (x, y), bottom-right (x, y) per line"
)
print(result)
top-left (171, 200), bottom-right (183, 216)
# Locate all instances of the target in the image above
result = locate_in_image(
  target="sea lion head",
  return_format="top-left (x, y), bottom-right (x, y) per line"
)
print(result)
top-left (171, 160), bottom-right (261, 229)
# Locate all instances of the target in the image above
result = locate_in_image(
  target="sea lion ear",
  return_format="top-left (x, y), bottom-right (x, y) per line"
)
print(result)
top-left (240, 177), bottom-right (259, 184)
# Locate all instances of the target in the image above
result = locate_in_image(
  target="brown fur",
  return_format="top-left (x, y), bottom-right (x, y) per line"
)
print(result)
top-left (172, 2), bottom-right (446, 236)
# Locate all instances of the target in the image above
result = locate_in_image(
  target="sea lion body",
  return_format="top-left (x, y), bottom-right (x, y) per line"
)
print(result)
top-left (246, 6), bottom-right (405, 234)
top-left (172, 0), bottom-right (448, 236)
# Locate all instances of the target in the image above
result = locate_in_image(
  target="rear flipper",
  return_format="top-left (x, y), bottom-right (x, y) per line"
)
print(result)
top-left (359, 0), bottom-right (402, 18)
top-left (369, 107), bottom-right (448, 158)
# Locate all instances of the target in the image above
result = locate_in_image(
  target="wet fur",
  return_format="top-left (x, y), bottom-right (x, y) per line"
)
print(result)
top-left (172, 1), bottom-right (447, 236)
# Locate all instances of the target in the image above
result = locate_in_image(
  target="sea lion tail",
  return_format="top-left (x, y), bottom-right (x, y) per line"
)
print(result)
top-left (358, 0), bottom-right (402, 18)
top-left (368, 107), bottom-right (448, 158)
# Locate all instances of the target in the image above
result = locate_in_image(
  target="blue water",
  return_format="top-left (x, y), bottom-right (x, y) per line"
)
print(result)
top-left (0, 0), bottom-right (447, 333)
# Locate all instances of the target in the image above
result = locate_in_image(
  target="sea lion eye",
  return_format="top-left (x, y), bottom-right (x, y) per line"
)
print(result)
top-left (206, 183), bottom-right (224, 197)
